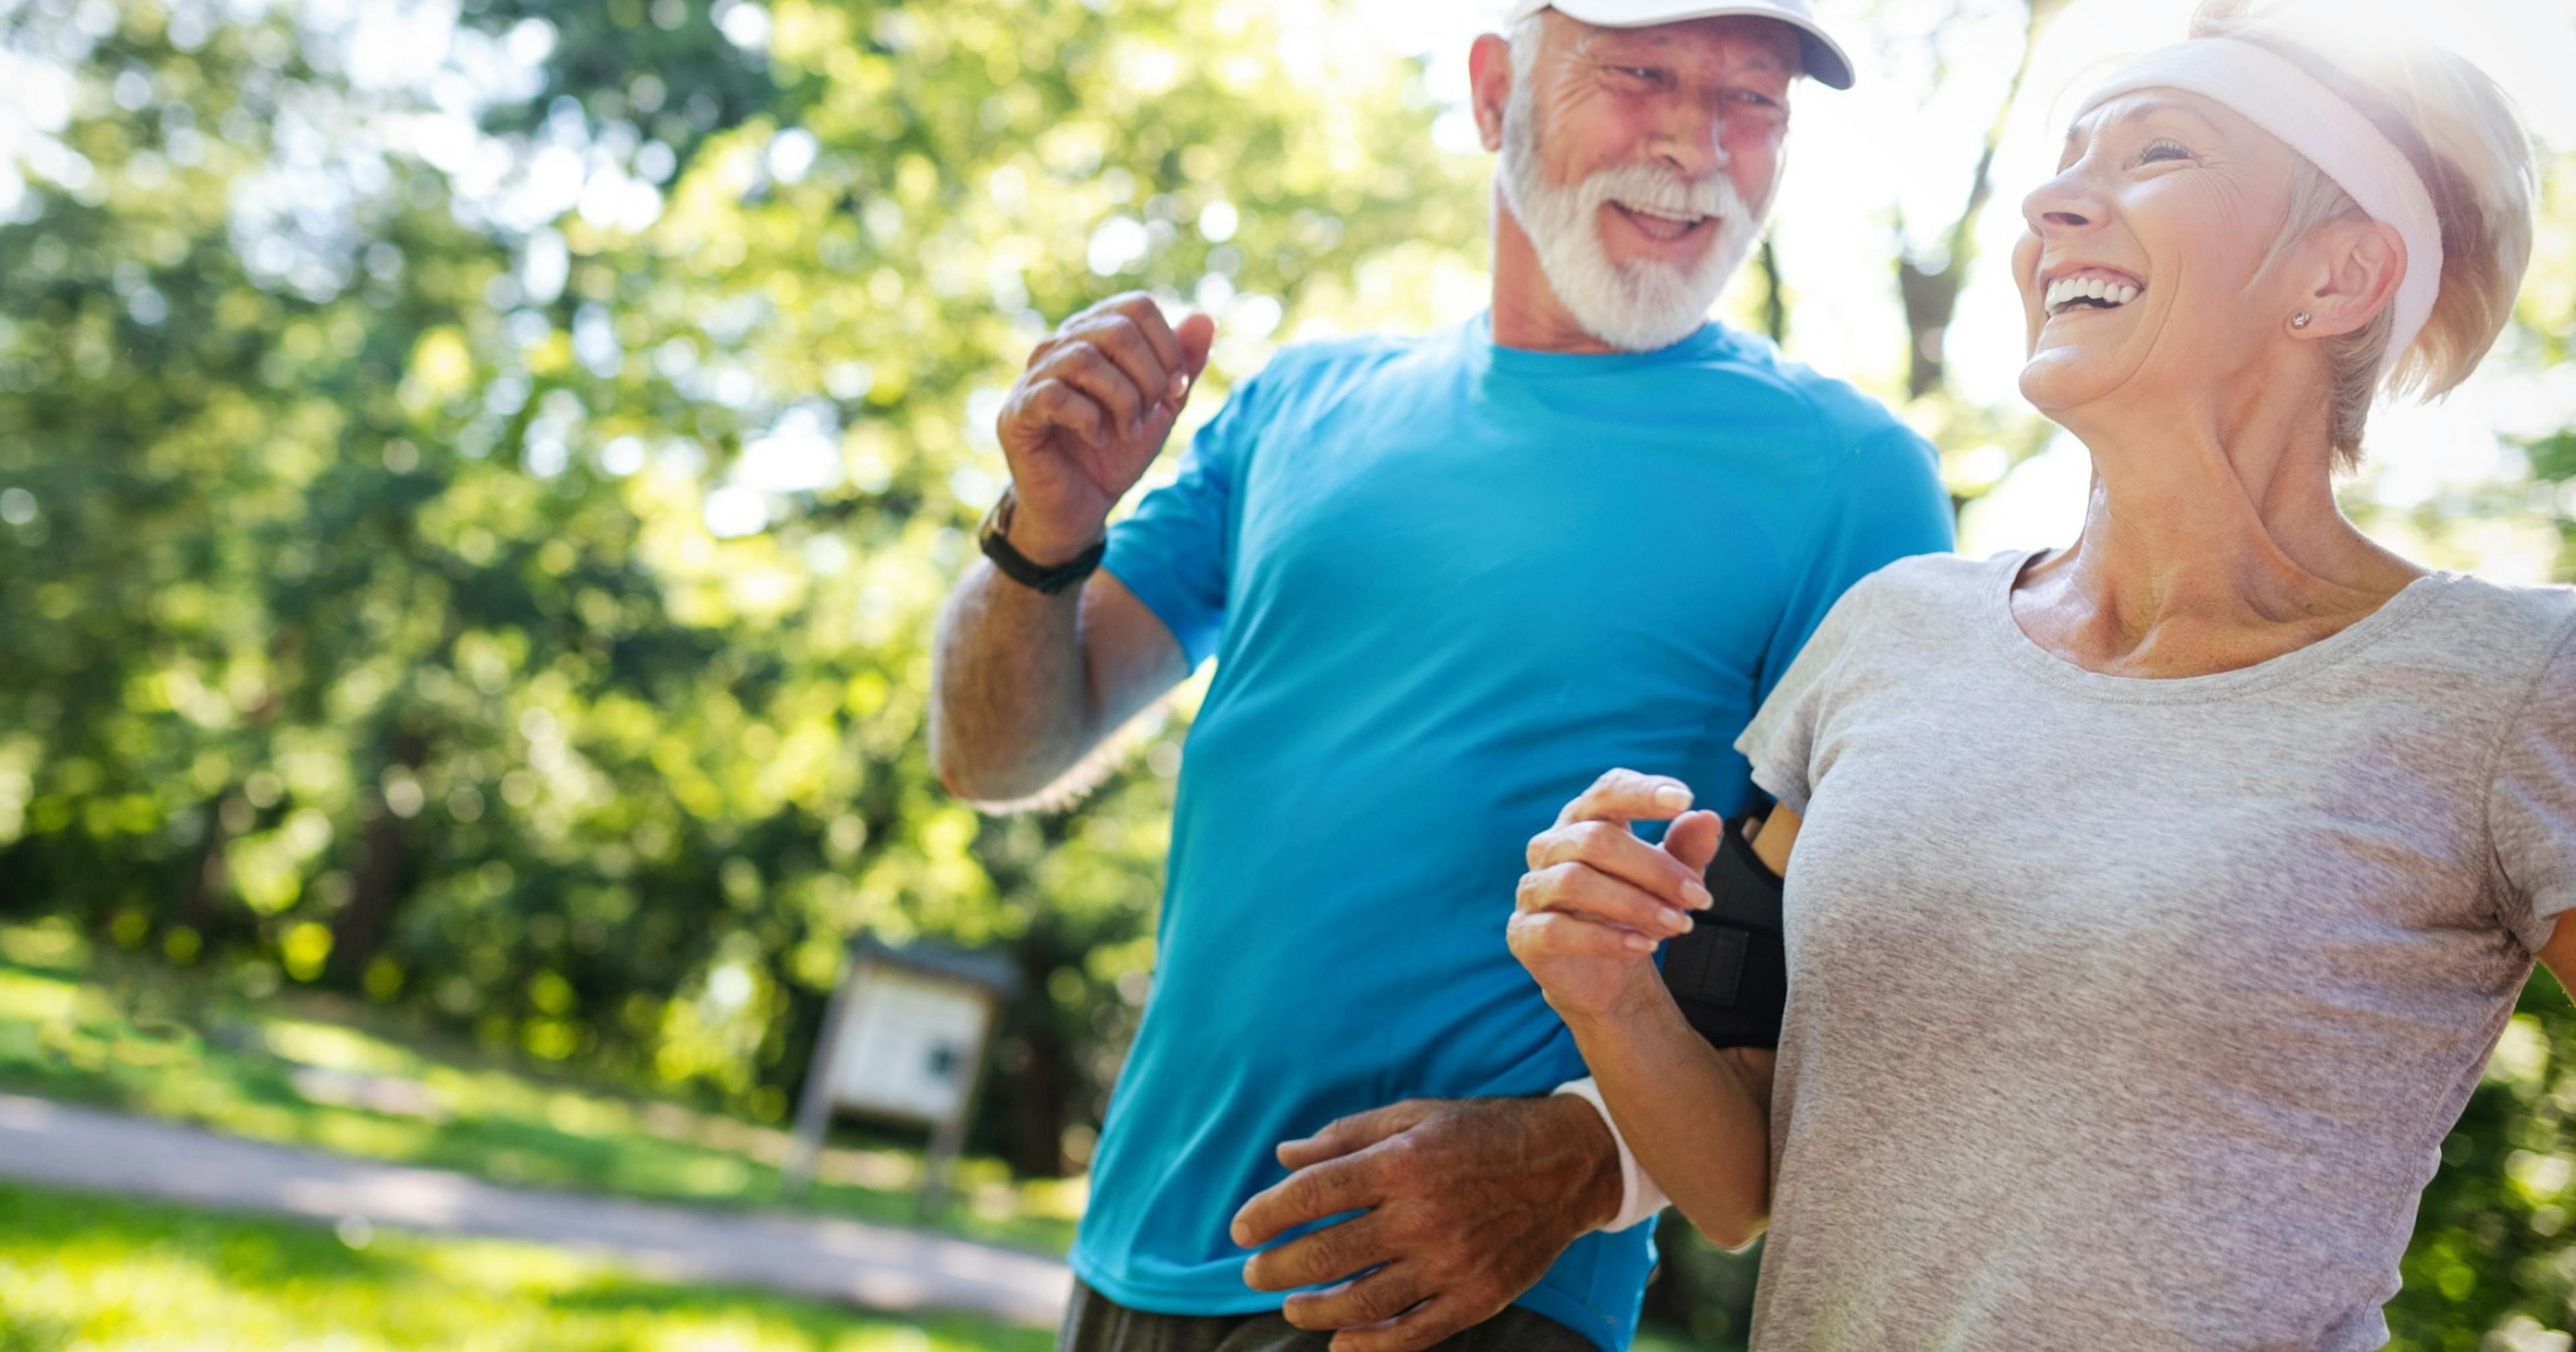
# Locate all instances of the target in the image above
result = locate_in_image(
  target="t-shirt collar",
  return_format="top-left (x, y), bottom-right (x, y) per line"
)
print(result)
top-left (1469, 308), bottom-right (1730, 379)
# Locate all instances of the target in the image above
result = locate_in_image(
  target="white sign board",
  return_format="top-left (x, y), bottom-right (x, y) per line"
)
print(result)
top-left (830, 965), bottom-right (992, 1124)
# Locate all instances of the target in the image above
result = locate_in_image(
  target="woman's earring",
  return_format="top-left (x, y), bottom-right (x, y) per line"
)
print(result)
top-left (2291, 312), bottom-right (2314, 329)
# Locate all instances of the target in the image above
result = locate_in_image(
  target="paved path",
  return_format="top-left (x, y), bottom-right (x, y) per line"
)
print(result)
top-left (0, 1093), bottom-right (1071, 1327)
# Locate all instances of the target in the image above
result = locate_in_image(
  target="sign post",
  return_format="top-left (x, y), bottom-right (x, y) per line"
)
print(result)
top-left (782, 937), bottom-right (1018, 1219)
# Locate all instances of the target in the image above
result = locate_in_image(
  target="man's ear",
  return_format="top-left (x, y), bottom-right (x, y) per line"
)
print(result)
top-left (1468, 33), bottom-right (1514, 154)
top-left (2292, 217), bottom-right (2406, 343)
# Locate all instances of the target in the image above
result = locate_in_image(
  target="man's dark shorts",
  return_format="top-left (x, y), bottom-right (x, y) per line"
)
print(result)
top-left (1057, 1282), bottom-right (1595, 1352)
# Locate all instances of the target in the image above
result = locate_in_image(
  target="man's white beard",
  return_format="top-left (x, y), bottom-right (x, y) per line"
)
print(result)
top-left (1497, 84), bottom-right (1769, 353)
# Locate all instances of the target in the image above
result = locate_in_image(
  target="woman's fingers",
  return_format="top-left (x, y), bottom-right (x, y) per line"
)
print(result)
top-left (1517, 773), bottom-right (1725, 997)
top-left (1515, 864), bottom-right (1693, 940)
top-left (1661, 809), bottom-right (1727, 875)
top-left (1556, 767), bottom-right (1695, 829)
top-left (1508, 908), bottom-right (1659, 961)
top-left (1525, 816), bottom-right (1712, 913)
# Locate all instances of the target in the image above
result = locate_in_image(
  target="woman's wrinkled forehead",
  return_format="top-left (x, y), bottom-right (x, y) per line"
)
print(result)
top-left (2065, 91), bottom-right (2235, 152)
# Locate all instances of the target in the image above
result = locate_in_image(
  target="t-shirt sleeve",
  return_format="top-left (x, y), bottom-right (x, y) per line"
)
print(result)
top-left (1756, 422), bottom-right (1953, 708)
top-left (1733, 577), bottom-right (1878, 818)
top-left (1099, 372), bottom-right (1267, 668)
top-left (2493, 616), bottom-right (2576, 954)
top-left (1733, 423), bottom-right (1951, 815)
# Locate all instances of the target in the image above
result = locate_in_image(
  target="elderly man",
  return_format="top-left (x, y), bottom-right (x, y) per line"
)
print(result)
top-left (930, 2), bottom-right (1949, 1349)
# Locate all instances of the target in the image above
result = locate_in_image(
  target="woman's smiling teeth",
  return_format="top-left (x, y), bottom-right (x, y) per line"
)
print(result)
top-left (2045, 273), bottom-right (2144, 316)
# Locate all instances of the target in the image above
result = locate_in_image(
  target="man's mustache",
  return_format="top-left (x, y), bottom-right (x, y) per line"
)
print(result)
top-left (1568, 162), bottom-right (1742, 223)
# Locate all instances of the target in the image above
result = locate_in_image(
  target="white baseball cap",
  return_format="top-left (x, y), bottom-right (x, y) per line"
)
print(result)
top-left (1503, 0), bottom-right (1857, 91)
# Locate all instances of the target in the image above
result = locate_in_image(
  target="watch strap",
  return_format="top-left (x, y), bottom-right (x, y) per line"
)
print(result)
top-left (979, 490), bottom-right (1106, 595)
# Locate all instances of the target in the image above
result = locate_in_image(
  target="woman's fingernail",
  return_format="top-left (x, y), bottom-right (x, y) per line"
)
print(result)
top-left (1169, 372), bottom-right (1189, 399)
top-left (1626, 934), bottom-right (1657, 952)
top-left (1684, 881), bottom-right (1713, 910)
top-left (1654, 785), bottom-right (1691, 811)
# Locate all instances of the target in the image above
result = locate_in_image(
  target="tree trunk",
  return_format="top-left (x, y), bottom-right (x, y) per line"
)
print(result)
top-left (1758, 239), bottom-right (1788, 347)
top-left (175, 793), bottom-right (231, 937)
top-left (1000, 1013), bottom-right (1077, 1177)
top-left (1896, 0), bottom-right (2068, 400)
top-left (997, 926), bottom-right (1079, 1177)
top-left (331, 732), bottom-right (424, 987)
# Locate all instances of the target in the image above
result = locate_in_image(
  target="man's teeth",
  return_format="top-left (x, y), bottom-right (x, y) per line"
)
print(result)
top-left (2045, 276), bottom-right (2142, 313)
top-left (1619, 202), bottom-right (1706, 226)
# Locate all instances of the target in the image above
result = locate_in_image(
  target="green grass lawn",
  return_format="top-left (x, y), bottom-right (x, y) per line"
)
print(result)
top-left (0, 1178), bottom-right (1053, 1352)
top-left (0, 921), bottom-right (1078, 1255)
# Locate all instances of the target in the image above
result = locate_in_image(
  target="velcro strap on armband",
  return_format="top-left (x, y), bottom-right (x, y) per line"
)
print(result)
top-left (1660, 816), bottom-right (1786, 1049)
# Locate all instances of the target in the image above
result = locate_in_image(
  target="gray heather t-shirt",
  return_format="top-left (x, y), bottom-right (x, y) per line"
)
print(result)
top-left (1735, 549), bottom-right (2576, 1351)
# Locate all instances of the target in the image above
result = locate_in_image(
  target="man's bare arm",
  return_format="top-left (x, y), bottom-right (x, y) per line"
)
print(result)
top-left (927, 292), bottom-right (1215, 805)
top-left (929, 563), bottom-right (1186, 805)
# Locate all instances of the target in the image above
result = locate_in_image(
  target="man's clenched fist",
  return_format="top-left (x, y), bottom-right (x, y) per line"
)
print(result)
top-left (996, 293), bottom-right (1216, 565)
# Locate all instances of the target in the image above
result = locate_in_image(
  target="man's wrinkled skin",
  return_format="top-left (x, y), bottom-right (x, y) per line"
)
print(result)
top-left (1230, 1096), bottom-right (1625, 1352)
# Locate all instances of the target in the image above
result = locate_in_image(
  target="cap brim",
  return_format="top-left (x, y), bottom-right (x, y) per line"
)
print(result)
top-left (1532, 1), bottom-right (1858, 91)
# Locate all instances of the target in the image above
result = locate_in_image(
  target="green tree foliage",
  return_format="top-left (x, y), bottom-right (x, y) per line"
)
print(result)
top-left (0, 0), bottom-right (1475, 1171)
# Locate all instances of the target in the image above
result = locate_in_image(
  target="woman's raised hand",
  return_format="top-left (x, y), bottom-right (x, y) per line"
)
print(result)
top-left (1510, 769), bottom-right (1725, 1023)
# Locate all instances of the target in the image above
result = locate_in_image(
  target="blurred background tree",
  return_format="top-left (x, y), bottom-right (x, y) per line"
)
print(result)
top-left (0, 0), bottom-right (1477, 1170)
top-left (0, 0), bottom-right (2571, 1347)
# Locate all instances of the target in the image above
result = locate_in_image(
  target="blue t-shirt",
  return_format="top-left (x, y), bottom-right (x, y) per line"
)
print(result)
top-left (1075, 312), bottom-right (1954, 1351)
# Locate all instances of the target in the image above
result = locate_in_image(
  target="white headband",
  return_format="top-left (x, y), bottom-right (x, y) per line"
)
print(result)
top-left (2078, 38), bottom-right (2442, 379)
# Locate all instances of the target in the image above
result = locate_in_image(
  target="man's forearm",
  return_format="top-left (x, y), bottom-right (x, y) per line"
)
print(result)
top-left (1533, 1089), bottom-right (1628, 1234)
top-left (928, 559), bottom-right (1098, 802)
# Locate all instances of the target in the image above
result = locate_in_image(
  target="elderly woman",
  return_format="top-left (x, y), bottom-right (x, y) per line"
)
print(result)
top-left (1508, 3), bottom-right (2570, 1347)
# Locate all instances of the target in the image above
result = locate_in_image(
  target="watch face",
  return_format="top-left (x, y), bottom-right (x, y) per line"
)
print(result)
top-left (979, 488), bottom-right (1015, 541)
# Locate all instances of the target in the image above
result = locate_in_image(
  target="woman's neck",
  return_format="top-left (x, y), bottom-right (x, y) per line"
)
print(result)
top-left (2015, 394), bottom-right (2425, 677)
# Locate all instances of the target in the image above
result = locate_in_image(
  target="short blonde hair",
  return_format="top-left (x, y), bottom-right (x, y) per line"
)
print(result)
top-left (2192, 1), bottom-right (2536, 465)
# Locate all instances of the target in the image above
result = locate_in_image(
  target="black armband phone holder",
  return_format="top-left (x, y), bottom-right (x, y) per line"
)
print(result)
top-left (1660, 815), bottom-right (1786, 1049)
